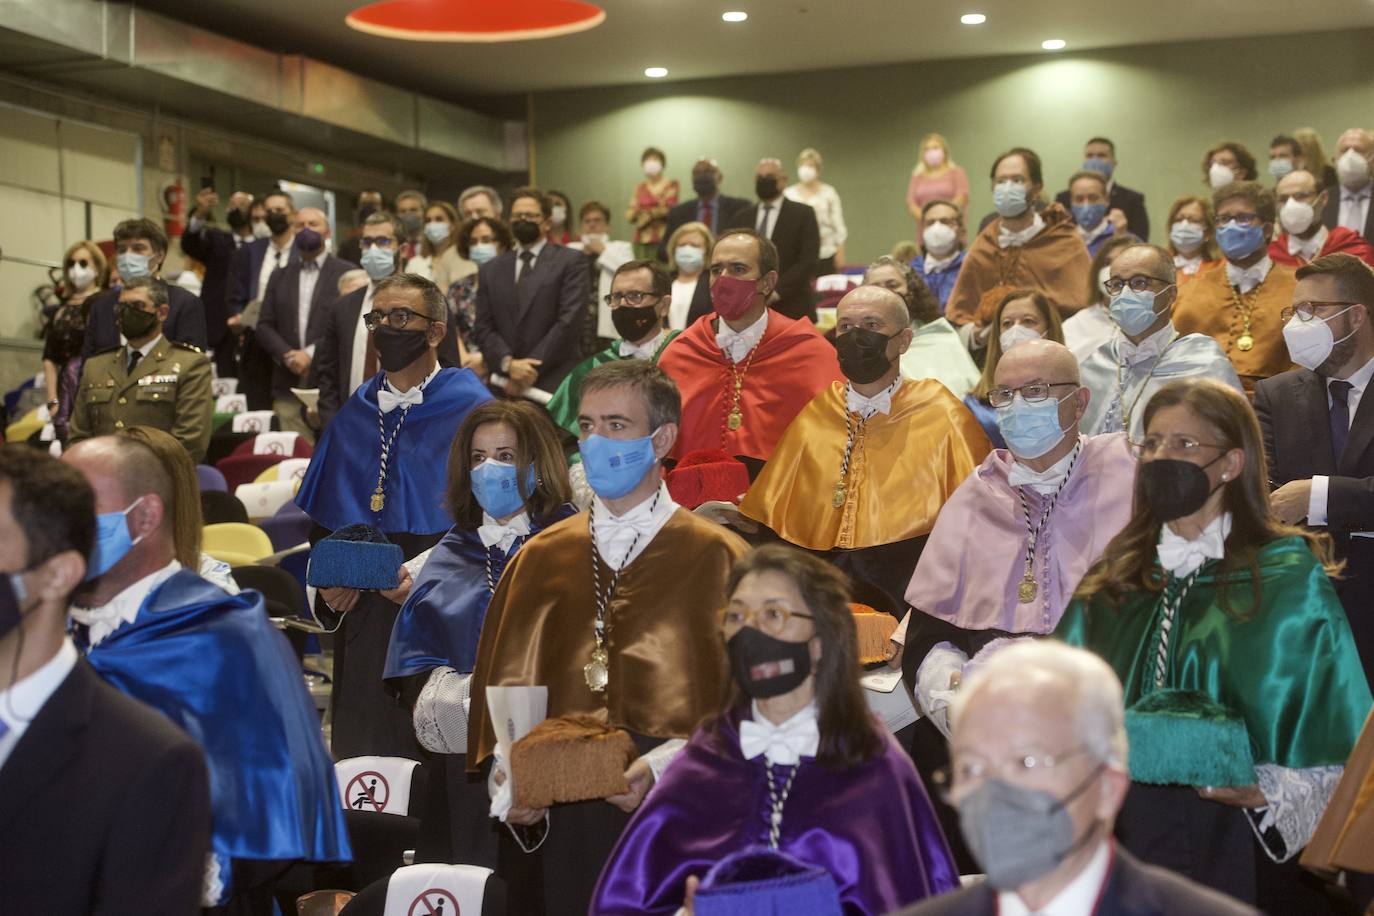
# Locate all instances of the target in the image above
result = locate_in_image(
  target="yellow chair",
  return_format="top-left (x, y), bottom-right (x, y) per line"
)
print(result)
top-left (254, 463), bottom-right (281, 484)
top-left (203, 522), bottom-right (274, 564)
top-left (5, 407), bottom-right (44, 443)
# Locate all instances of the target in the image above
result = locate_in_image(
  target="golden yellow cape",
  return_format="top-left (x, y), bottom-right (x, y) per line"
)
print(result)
top-left (739, 379), bottom-right (991, 550)
top-left (1172, 262), bottom-right (1297, 393)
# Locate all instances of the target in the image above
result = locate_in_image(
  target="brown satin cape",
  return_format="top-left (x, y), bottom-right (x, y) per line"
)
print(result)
top-left (739, 380), bottom-right (990, 550)
top-left (468, 507), bottom-right (750, 767)
top-left (944, 204), bottom-right (1092, 326)
top-left (1172, 261), bottom-right (1297, 393)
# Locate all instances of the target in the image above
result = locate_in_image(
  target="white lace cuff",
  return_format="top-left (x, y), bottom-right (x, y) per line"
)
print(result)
top-left (404, 547), bottom-right (434, 582)
top-left (916, 643), bottom-right (967, 740)
top-left (1248, 763), bottom-right (1344, 862)
top-left (642, 738), bottom-right (687, 784)
top-left (413, 666), bottom-right (470, 754)
top-left (202, 851), bottom-right (228, 907)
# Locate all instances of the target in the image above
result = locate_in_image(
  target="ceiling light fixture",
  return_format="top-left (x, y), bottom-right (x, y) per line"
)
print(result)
top-left (1041, 38), bottom-right (1067, 50)
top-left (644, 67), bottom-right (668, 78)
top-left (345, 0), bottom-right (606, 42)
top-left (960, 13), bottom-right (986, 25)
top-left (722, 11), bottom-right (749, 22)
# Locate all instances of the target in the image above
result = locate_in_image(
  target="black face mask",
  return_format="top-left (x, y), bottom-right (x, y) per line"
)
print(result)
top-left (511, 219), bottom-right (543, 246)
top-left (1139, 455), bottom-right (1226, 522)
top-left (373, 325), bottom-right (432, 373)
top-left (116, 304), bottom-right (159, 341)
top-left (728, 626), bottom-right (812, 699)
top-left (755, 175), bottom-right (780, 200)
top-left (357, 203), bottom-right (378, 223)
top-left (693, 175), bottom-right (718, 198)
top-left (226, 208), bottom-right (250, 232)
top-left (835, 327), bottom-right (898, 385)
top-left (611, 304), bottom-right (662, 343)
top-left (265, 211), bottom-right (291, 236)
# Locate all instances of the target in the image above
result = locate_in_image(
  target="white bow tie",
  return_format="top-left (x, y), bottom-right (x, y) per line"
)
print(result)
top-left (478, 514), bottom-right (531, 553)
top-left (69, 605), bottom-right (132, 648)
top-left (1007, 462), bottom-right (1067, 495)
top-left (594, 510), bottom-right (661, 564)
top-left (619, 335), bottom-right (661, 360)
top-left (715, 329), bottom-right (751, 363)
top-left (1157, 514), bottom-right (1232, 577)
top-left (377, 384), bottom-right (424, 414)
top-left (739, 708), bottom-right (820, 766)
top-left (1227, 260), bottom-right (1270, 294)
top-left (846, 383), bottom-right (894, 418)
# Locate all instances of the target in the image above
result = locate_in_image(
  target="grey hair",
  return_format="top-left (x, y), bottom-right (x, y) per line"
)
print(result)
top-left (372, 272), bottom-right (447, 321)
top-left (363, 209), bottom-right (405, 242)
top-left (459, 185), bottom-right (504, 216)
top-left (121, 276), bottom-right (169, 308)
top-left (952, 639), bottom-right (1129, 768)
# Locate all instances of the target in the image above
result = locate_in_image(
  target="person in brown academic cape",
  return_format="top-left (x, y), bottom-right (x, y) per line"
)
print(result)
top-left (657, 228), bottom-right (843, 476)
top-left (945, 147), bottom-right (1092, 329)
top-left (731, 285), bottom-right (990, 615)
top-left (1173, 180), bottom-right (1298, 393)
top-left (1302, 709), bottom-right (1374, 912)
top-left (467, 360), bottom-right (749, 916)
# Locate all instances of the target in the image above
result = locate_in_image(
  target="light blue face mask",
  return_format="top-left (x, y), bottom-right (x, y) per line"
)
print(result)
top-left (674, 245), bottom-right (705, 272)
top-left (995, 392), bottom-right (1074, 460)
top-left (1268, 158), bottom-right (1295, 180)
top-left (1169, 221), bottom-right (1205, 252)
top-left (85, 497), bottom-right (145, 582)
top-left (1109, 286), bottom-right (1173, 337)
top-left (470, 459), bottom-right (536, 520)
top-left (424, 221), bottom-right (451, 245)
top-left (1082, 158), bottom-right (1114, 180)
top-left (579, 431), bottom-right (659, 500)
top-left (360, 245), bottom-right (396, 281)
top-left (1072, 203), bottom-right (1107, 230)
top-left (992, 182), bottom-right (1029, 219)
top-left (116, 252), bottom-right (152, 281)
top-left (1216, 220), bottom-right (1266, 260)
top-left (469, 242), bottom-right (498, 265)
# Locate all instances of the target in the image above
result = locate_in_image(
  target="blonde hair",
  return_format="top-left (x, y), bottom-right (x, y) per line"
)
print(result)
top-left (64, 240), bottom-right (110, 290)
top-left (913, 132), bottom-right (955, 177)
top-left (797, 148), bottom-right (823, 169)
top-left (666, 221), bottom-right (715, 272)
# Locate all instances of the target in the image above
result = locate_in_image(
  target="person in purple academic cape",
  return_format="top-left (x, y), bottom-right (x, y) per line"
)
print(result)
top-left (590, 544), bottom-right (958, 916)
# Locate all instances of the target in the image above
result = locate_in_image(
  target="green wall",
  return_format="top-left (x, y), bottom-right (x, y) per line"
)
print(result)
top-left (530, 27), bottom-right (1374, 265)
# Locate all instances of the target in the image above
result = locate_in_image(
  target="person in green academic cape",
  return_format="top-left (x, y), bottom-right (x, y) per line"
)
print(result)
top-left (1056, 377), bottom-right (1372, 913)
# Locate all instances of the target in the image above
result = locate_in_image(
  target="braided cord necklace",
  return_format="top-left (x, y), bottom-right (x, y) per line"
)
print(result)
top-left (584, 489), bottom-right (661, 693)
top-left (1013, 441), bottom-right (1082, 604)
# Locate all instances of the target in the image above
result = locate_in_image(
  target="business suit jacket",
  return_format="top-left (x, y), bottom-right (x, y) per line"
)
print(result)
top-left (0, 659), bottom-right (210, 914)
top-left (730, 196), bottom-right (821, 321)
top-left (256, 254), bottom-right (356, 396)
top-left (1255, 366), bottom-right (1374, 675)
top-left (180, 223), bottom-right (245, 350)
top-left (315, 284), bottom-right (466, 428)
top-left (661, 194), bottom-right (753, 253)
top-left (82, 284), bottom-right (209, 356)
top-left (1322, 186), bottom-right (1374, 246)
top-left (472, 243), bottom-right (589, 389)
top-left (1055, 182), bottom-right (1150, 241)
top-left (228, 237), bottom-right (299, 316)
top-left (895, 846), bottom-right (1258, 916)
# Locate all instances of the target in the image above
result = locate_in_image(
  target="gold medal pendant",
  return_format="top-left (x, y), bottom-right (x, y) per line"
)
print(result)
top-left (584, 645), bottom-right (609, 692)
top-left (727, 409), bottom-right (742, 431)
top-left (370, 489), bottom-right (385, 512)
top-left (1018, 574), bottom-right (1038, 604)
top-left (831, 483), bottom-right (846, 508)
top-left (1236, 334), bottom-right (1254, 352)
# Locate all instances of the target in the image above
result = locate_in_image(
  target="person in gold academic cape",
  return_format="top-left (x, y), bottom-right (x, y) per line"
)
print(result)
top-left (734, 285), bottom-right (990, 615)
top-left (466, 360), bottom-right (749, 916)
top-left (1173, 180), bottom-right (1298, 394)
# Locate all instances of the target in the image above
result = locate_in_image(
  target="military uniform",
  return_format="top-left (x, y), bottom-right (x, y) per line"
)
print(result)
top-left (67, 337), bottom-right (214, 462)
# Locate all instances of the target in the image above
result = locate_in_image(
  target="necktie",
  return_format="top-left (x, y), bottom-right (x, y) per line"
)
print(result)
top-left (275, 250), bottom-right (285, 269)
top-left (1330, 379), bottom-right (1353, 466)
top-left (126, 349), bottom-right (142, 375)
top-left (757, 204), bottom-right (772, 236)
top-left (517, 250), bottom-right (534, 291)
top-left (702, 198), bottom-right (714, 233)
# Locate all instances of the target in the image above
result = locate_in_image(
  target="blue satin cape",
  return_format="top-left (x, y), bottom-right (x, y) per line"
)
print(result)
top-left (383, 505), bottom-right (577, 679)
top-left (296, 367), bottom-right (492, 535)
top-left (590, 706), bottom-right (958, 915)
top-left (85, 571), bottom-right (351, 866)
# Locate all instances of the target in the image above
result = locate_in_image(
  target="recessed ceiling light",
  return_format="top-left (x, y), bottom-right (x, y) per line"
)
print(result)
top-left (722, 11), bottom-right (748, 22)
top-left (1041, 38), bottom-right (1067, 50)
top-left (960, 13), bottom-right (986, 25)
top-left (644, 66), bottom-right (668, 78)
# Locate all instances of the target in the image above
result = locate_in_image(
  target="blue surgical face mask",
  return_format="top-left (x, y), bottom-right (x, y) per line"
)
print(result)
top-left (1215, 219), bottom-right (1266, 261)
top-left (1268, 158), bottom-right (1295, 180)
top-left (471, 459), bottom-right (536, 520)
top-left (424, 221), bottom-right (451, 245)
top-left (116, 252), bottom-right (152, 281)
top-left (579, 431), bottom-right (660, 500)
top-left (1109, 286), bottom-right (1172, 337)
top-left (1169, 220), bottom-right (1205, 253)
top-left (674, 245), bottom-right (705, 273)
top-left (85, 497), bottom-right (145, 582)
top-left (360, 245), bottom-right (396, 281)
top-left (996, 392), bottom-right (1074, 461)
top-left (1082, 158), bottom-right (1114, 180)
top-left (1072, 202), bottom-right (1107, 230)
top-left (992, 181), bottom-right (1029, 219)
top-left (469, 242), bottom-right (498, 265)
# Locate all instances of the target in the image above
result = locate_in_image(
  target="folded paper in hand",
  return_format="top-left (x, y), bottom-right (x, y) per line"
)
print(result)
top-left (486, 685), bottom-right (548, 822)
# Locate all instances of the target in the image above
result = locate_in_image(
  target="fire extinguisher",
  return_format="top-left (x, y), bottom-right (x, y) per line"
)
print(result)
top-left (162, 178), bottom-right (186, 238)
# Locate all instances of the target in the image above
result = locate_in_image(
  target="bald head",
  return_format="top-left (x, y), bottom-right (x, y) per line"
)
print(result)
top-left (1338, 128), bottom-right (1374, 155)
top-left (1277, 169), bottom-right (1320, 198)
top-left (63, 436), bottom-right (173, 523)
top-left (995, 338), bottom-right (1080, 388)
top-left (1114, 243), bottom-right (1176, 284)
top-left (840, 285), bottom-right (909, 331)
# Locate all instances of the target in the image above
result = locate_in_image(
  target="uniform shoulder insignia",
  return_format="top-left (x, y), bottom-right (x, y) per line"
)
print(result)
top-left (172, 341), bottom-right (205, 354)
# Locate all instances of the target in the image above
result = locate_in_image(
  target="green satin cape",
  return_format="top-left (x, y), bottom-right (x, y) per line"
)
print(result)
top-left (546, 332), bottom-right (680, 436)
top-left (1056, 536), bottom-right (1372, 769)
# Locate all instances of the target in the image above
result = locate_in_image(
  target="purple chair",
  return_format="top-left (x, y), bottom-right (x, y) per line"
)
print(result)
top-left (196, 464), bottom-right (228, 492)
top-left (257, 508), bottom-right (313, 553)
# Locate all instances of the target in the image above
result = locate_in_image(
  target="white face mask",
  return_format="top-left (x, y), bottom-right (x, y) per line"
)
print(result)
top-left (67, 263), bottom-right (97, 290)
top-left (582, 232), bottom-right (609, 244)
top-left (1209, 162), bottom-right (1237, 190)
top-left (999, 323), bottom-right (1042, 353)
top-left (797, 164), bottom-right (818, 183)
top-left (1337, 148), bottom-right (1371, 187)
top-left (1279, 196), bottom-right (1317, 236)
top-left (251, 220), bottom-right (271, 239)
top-left (550, 205), bottom-right (567, 226)
top-left (923, 222), bottom-right (958, 257)
top-left (1283, 306), bottom-right (1358, 370)
top-left (643, 159), bottom-right (664, 178)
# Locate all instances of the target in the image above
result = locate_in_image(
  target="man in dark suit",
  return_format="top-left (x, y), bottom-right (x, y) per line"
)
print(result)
top-left (255, 206), bottom-right (356, 439)
top-left (1053, 137), bottom-right (1150, 242)
top-left (82, 217), bottom-right (208, 355)
top-left (472, 186), bottom-right (589, 396)
top-left (227, 189), bottom-right (298, 410)
top-left (0, 445), bottom-right (209, 914)
top-left (896, 641), bottom-right (1257, 916)
top-left (661, 158), bottom-right (752, 255)
top-left (1322, 128), bottom-right (1374, 246)
top-left (730, 157), bottom-right (821, 321)
top-left (181, 186), bottom-right (261, 378)
top-left (1257, 252), bottom-right (1374, 680)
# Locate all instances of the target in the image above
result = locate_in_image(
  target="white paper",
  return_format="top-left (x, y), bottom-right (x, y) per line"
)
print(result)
top-left (488, 374), bottom-right (553, 406)
top-left (211, 378), bottom-right (239, 397)
top-left (215, 393), bottom-right (247, 414)
top-left (864, 674), bottom-right (919, 734)
top-left (235, 479), bottom-right (300, 518)
top-left (486, 685), bottom-right (548, 820)
top-left (273, 457), bottom-right (311, 482)
top-left (231, 410), bottom-right (274, 433)
top-left (291, 386), bottom-right (320, 410)
top-left (860, 668), bottom-right (903, 694)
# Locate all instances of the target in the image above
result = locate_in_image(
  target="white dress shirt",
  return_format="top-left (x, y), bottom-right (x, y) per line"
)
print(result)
top-left (1339, 185), bottom-right (1373, 234)
top-left (846, 377), bottom-right (901, 419)
top-left (669, 277), bottom-right (700, 330)
top-left (1226, 255), bottom-right (1273, 294)
top-left (591, 482), bottom-right (678, 568)
top-left (296, 249), bottom-right (327, 356)
top-left (997, 840), bottom-right (1112, 916)
top-left (1308, 353), bottom-right (1374, 534)
top-left (716, 310), bottom-right (769, 364)
top-left (0, 639), bottom-right (78, 773)
top-left (124, 334), bottom-right (164, 370)
top-left (513, 237), bottom-right (548, 285)
top-left (784, 183), bottom-right (847, 259)
top-left (619, 329), bottom-right (667, 361)
top-left (922, 250), bottom-right (961, 274)
top-left (1174, 253), bottom-right (1204, 276)
top-left (257, 239), bottom-right (292, 302)
top-left (754, 197), bottom-right (783, 239)
top-left (1288, 225), bottom-right (1329, 263)
top-left (998, 212), bottom-right (1046, 249)
top-left (70, 560), bottom-right (181, 648)
top-left (348, 282), bottom-right (377, 396)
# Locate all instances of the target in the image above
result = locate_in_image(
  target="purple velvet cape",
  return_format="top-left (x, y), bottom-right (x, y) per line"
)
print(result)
top-left (589, 706), bottom-right (958, 915)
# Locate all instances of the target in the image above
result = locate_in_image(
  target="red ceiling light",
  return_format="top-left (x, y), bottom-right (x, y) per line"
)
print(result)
top-left (346, 0), bottom-right (606, 42)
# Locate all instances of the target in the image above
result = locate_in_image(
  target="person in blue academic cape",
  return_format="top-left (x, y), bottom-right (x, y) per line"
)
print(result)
top-left (295, 272), bottom-right (492, 759)
top-left (384, 397), bottom-right (576, 866)
top-left (62, 431), bottom-right (349, 909)
top-left (591, 545), bottom-right (958, 916)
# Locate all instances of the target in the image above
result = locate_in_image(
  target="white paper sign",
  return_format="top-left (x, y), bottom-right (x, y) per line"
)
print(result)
top-left (273, 457), bottom-right (311, 482)
top-left (864, 673), bottom-right (919, 734)
top-left (211, 378), bottom-right (239, 397)
top-left (382, 863), bottom-right (492, 916)
top-left (215, 393), bottom-right (247, 414)
top-left (234, 479), bottom-right (299, 518)
top-left (486, 685), bottom-right (547, 820)
top-left (335, 756), bottom-right (420, 817)
top-left (231, 410), bottom-right (274, 433)
top-left (252, 431), bottom-right (299, 456)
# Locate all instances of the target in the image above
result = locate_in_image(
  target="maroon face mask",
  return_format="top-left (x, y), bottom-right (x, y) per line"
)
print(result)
top-left (712, 275), bottom-right (762, 321)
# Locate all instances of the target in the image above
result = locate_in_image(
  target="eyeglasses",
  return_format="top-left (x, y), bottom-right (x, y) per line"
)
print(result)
top-left (363, 308), bottom-right (435, 331)
top-left (361, 236), bottom-right (395, 250)
top-left (932, 745), bottom-right (1092, 802)
top-left (1129, 434), bottom-right (1230, 459)
top-left (1103, 275), bottom-right (1172, 294)
top-left (604, 290), bottom-right (661, 307)
top-left (1218, 213), bottom-right (1261, 227)
top-left (719, 603), bottom-right (814, 637)
top-left (1281, 300), bottom-right (1360, 322)
top-left (986, 381), bottom-right (1078, 409)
